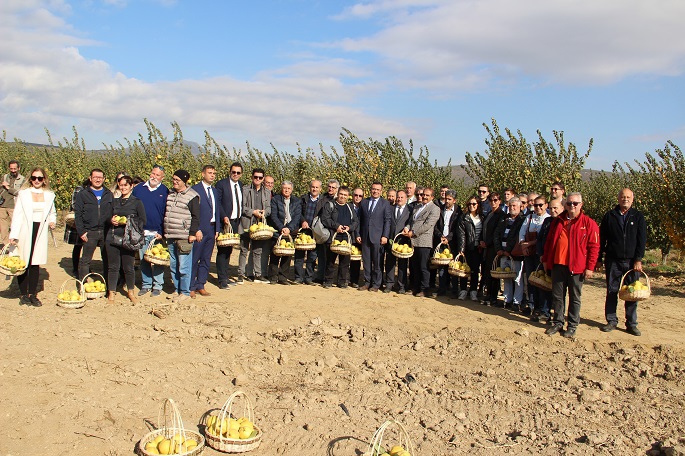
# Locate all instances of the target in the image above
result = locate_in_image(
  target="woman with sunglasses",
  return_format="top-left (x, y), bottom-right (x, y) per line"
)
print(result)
top-left (518, 196), bottom-right (550, 316)
top-left (9, 168), bottom-right (57, 306)
top-left (456, 195), bottom-right (484, 301)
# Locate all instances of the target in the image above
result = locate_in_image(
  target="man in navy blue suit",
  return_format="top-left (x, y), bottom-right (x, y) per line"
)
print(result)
top-left (190, 165), bottom-right (220, 297)
top-left (215, 162), bottom-right (243, 289)
top-left (268, 181), bottom-right (302, 284)
top-left (356, 181), bottom-right (391, 292)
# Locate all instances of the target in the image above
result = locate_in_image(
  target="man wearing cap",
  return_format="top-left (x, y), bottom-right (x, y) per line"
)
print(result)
top-left (189, 165), bottom-right (220, 297)
top-left (164, 170), bottom-right (200, 301)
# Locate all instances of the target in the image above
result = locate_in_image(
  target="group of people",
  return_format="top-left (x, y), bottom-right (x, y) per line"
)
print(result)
top-left (1, 160), bottom-right (647, 338)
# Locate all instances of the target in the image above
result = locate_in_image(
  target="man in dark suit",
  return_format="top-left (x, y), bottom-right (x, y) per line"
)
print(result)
top-left (190, 165), bottom-right (220, 297)
top-left (349, 187), bottom-right (364, 287)
top-left (434, 190), bottom-right (461, 296)
top-left (268, 181), bottom-right (301, 284)
top-left (356, 181), bottom-right (391, 292)
top-left (215, 162), bottom-right (243, 289)
top-left (384, 190), bottom-right (412, 294)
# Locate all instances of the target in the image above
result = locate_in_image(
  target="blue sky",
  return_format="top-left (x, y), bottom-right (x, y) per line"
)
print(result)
top-left (1, 0), bottom-right (684, 171)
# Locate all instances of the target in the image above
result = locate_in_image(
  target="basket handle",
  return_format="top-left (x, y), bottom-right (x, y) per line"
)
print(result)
top-left (60, 278), bottom-right (85, 297)
top-left (433, 243), bottom-right (449, 255)
top-left (1, 243), bottom-right (20, 258)
top-left (367, 419), bottom-right (415, 456)
top-left (276, 233), bottom-right (293, 244)
top-left (454, 251), bottom-right (465, 263)
top-left (82, 272), bottom-right (106, 284)
top-left (156, 398), bottom-right (188, 441)
top-left (619, 268), bottom-right (650, 290)
top-left (222, 223), bottom-right (234, 235)
top-left (492, 253), bottom-right (510, 271)
top-left (216, 391), bottom-right (254, 435)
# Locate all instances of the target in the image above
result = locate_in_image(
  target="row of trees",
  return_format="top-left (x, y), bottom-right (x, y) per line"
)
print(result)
top-left (0, 119), bottom-right (682, 262)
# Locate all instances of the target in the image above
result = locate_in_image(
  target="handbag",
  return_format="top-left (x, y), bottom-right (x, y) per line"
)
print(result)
top-left (175, 239), bottom-right (194, 254)
top-left (512, 215), bottom-right (537, 257)
top-left (110, 214), bottom-right (145, 251)
top-left (311, 202), bottom-right (333, 244)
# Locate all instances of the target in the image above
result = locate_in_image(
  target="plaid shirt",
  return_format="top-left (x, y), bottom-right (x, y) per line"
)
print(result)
top-left (301, 193), bottom-right (319, 225)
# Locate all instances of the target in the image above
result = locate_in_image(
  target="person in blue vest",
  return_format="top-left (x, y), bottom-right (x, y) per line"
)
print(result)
top-left (189, 165), bottom-right (220, 297)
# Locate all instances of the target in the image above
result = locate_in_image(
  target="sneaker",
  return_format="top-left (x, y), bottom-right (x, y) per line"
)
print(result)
top-left (470, 291), bottom-right (478, 301)
top-left (29, 295), bottom-right (43, 307)
top-left (458, 290), bottom-right (468, 300)
top-left (19, 295), bottom-right (31, 306)
top-left (236, 275), bottom-right (245, 284)
top-left (219, 282), bottom-right (231, 289)
top-left (322, 283), bottom-right (332, 289)
top-left (627, 326), bottom-right (641, 336)
top-left (151, 289), bottom-right (162, 297)
top-left (601, 322), bottom-right (617, 332)
top-left (563, 327), bottom-right (576, 338)
top-left (545, 324), bottom-right (562, 335)
top-left (253, 276), bottom-right (270, 284)
top-left (522, 307), bottom-right (532, 316)
top-left (138, 288), bottom-right (151, 296)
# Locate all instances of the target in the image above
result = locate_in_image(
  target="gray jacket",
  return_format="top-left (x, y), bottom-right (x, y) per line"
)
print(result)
top-left (0, 173), bottom-right (25, 209)
top-left (409, 203), bottom-right (440, 248)
top-left (239, 184), bottom-right (272, 234)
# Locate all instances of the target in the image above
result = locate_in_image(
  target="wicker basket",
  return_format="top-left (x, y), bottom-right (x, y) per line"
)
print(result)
top-left (528, 264), bottom-right (552, 292)
top-left (330, 231), bottom-right (352, 256)
top-left (350, 247), bottom-right (362, 262)
top-left (249, 215), bottom-right (273, 241)
top-left (272, 234), bottom-right (295, 257)
top-left (430, 243), bottom-right (453, 267)
top-left (57, 278), bottom-right (86, 309)
top-left (144, 237), bottom-right (171, 267)
top-left (204, 391), bottom-right (262, 453)
top-left (139, 398), bottom-right (205, 456)
top-left (82, 272), bottom-right (107, 299)
top-left (217, 224), bottom-right (240, 247)
top-left (363, 419), bottom-right (416, 456)
top-left (294, 228), bottom-right (316, 251)
top-left (618, 269), bottom-right (651, 302)
top-left (0, 244), bottom-right (28, 277)
top-left (64, 211), bottom-right (76, 227)
top-left (448, 252), bottom-right (469, 277)
top-left (491, 254), bottom-right (516, 279)
top-left (390, 233), bottom-right (413, 259)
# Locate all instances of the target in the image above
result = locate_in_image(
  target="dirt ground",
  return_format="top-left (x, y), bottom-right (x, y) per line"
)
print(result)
top-left (1, 240), bottom-right (684, 456)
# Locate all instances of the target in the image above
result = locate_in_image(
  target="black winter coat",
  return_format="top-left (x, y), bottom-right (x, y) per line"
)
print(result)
top-left (74, 186), bottom-right (114, 236)
top-left (599, 206), bottom-right (647, 262)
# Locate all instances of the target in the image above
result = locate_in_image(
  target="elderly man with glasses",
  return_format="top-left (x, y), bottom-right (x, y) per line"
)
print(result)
top-left (403, 187), bottom-right (440, 297)
top-left (312, 178), bottom-right (340, 283)
top-left (542, 192), bottom-right (599, 338)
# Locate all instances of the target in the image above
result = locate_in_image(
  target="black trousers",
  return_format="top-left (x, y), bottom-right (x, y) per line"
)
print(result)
top-left (106, 242), bottom-right (136, 291)
top-left (411, 247), bottom-right (431, 292)
top-left (216, 218), bottom-right (240, 286)
top-left (325, 251), bottom-right (351, 285)
top-left (17, 222), bottom-right (40, 296)
top-left (79, 229), bottom-right (108, 281)
top-left (361, 238), bottom-right (384, 288)
top-left (268, 252), bottom-right (292, 282)
top-left (604, 258), bottom-right (639, 327)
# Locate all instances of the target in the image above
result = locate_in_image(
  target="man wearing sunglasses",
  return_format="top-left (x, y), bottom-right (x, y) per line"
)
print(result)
top-left (237, 168), bottom-right (271, 283)
top-left (215, 162), bottom-right (244, 289)
top-left (479, 193), bottom-right (505, 305)
top-left (542, 192), bottom-right (599, 338)
top-left (477, 184), bottom-right (492, 216)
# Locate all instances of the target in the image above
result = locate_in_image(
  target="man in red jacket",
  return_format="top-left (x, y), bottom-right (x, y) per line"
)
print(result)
top-left (542, 192), bottom-right (599, 338)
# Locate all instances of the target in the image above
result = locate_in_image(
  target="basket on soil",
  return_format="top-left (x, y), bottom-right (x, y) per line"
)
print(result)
top-left (294, 228), bottom-right (316, 251)
top-left (390, 233), bottom-right (413, 259)
top-left (204, 390), bottom-right (262, 453)
top-left (330, 231), bottom-right (353, 256)
top-left (491, 253), bottom-right (516, 279)
top-left (82, 272), bottom-right (107, 299)
top-left (448, 252), bottom-right (469, 278)
top-left (248, 215), bottom-right (274, 241)
top-left (528, 263), bottom-right (552, 292)
top-left (217, 224), bottom-right (240, 247)
top-left (139, 398), bottom-right (205, 456)
top-left (57, 278), bottom-right (86, 309)
top-left (363, 419), bottom-right (416, 456)
top-left (618, 269), bottom-right (651, 302)
top-left (0, 244), bottom-right (27, 277)
top-left (144, 237), bottom-right (171, 267)
top-left (430, 243), bottom-right (453, 267)
top-left (64, 211), bottom-right (76, 227)
top-left (272, 233), bottom-right (295, 257)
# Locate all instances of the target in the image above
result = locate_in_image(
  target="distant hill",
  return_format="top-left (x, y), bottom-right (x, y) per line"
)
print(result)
top-left (448, 165), bottom-right (606, 186)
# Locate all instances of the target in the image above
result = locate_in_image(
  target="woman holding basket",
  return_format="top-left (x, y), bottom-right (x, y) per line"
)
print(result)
top-left (456, 195), bottom-right (484, 301)
top-left (9, 167), bottom-right (57, 307)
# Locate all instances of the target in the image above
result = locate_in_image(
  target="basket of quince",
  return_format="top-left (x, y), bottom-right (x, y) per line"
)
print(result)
top-left (528, 263), bottom-right (552, 291)
top-left (57, 278), bottom-right (86, 309)
top-left (248, 216), bottom-right (275, 241)
top-left (272, 233), bottom-right (295, 257)
top-left (138, 398), bottom-right (204, 456)
top-left (363, 419), bottom-right (416, 456)
top-left (618, 269), bottom-right (651, 302)
top-left (448, 252), bottom-right (470, 278)
top-left (491, 253), bottom-right (516, 279)
top-left (330, 231), bottom-right (352, 256)
top-left (0, 244), bottom-right (27, 277)
top-left (390, 234), bottom-right (413, 259)
top-left (204, 390), bottom-right (262, 453)
top-left (430, 244), bottom-right (453, 266)
top-left (350, 244), bottom-right (362, 261)
top-left (144, 238), bottom-right (171, 267)
top-left (82, 272), bottom-right (107, 299)
top-left (294, 228), bottom-right (316, 251)
top-left (217, 224), bottom-right (240, 247)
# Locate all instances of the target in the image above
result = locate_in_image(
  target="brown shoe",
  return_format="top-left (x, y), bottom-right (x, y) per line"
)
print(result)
top-left (415, 291), bottom-right (426, 297)
top-left (358, 285), bottom-right (370, 291)
top-left (189, 291), bottom-right (196, 298)
top-left (197, 289), bottom-right (211, 296)
top-left (127, 290), bottom-right (138, 304)
top-left (370, 287), bottom-right (379, 292)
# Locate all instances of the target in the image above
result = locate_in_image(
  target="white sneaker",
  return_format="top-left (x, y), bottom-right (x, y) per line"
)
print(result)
top-left (176, 294), bottom-right (190, 302)
top-left (458, 290), bottom-right (468, 300)
top-left (470, 291), bottom-right (478, 301)
top-left (253, 276), bottom-right (270, 284)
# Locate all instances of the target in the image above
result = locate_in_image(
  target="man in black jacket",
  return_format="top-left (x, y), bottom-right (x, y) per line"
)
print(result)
top-left (480, 193), bottom-right (505, 305)
top-left (74, 168), bottom-right (113, 280)
top-left (599, 188), bottom-right (647, 336)
top-left (434, 190), bottom-right (460, 297)
top-left (215, 162), bottom-right (243, 289)
top-left (494, 197), bottom-right (526, 309)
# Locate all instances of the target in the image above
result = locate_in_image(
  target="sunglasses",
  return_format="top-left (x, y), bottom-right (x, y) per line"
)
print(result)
top-left (353, 194), bottom-right (363, 197)
top-left (153, 164), bottom-right (165, 171)
top-left (490, 198), bottom-right (500, 202)
top-left (253, 175), bottom-right (264, 180)
top-left (30, 175), bottom-right (44, 182)
top-left (566, 201), bottom-right (581, 207)
top-left (468, 202), bottom-right (478, 206)
top-left (478, 190), bottom-right (488, 194)
top-left (533, 203), bottom-right (545, 208)
top-left (417, 193), bottom-right (424, 197)
top-left (551, 187), bottom-right (561, 191)
top-left (231, 170), bottom-right (242, 175)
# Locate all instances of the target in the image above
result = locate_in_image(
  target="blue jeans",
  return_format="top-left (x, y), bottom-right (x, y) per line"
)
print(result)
top-left (140, 235), bottom-right (165, 291)
top-left (502, 256), bottom-right (524, 305)
top-left (169, 242), bottom-right (193, 296)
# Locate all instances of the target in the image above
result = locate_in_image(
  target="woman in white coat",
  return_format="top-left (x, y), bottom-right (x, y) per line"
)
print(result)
top-left (9, 167), bottom-right (56, 306)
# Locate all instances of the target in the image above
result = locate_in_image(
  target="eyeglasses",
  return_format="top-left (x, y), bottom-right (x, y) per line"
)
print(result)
top-left (551, 187), bottom-right (561, 191)
top-left (478, 190), bottom-right (488, 194)
top-left (30, 175), bottom-right (44, 182)
top-left (353, 194), bottom-right (363, 197)
top-left (417, 193), bottom-right (424, 197)
top-left (422, 194), bottom-right (432, 198)
top-left (533, 203), bottom-right (545, 208)
top-left (566, 201), bottom-right (581, 207)
top-left (231, 171), bottom-right (242, 175)
top-left (468, 202), bottom-right (478, 206)
top-left (253, 175), bottom-right (264, 180)
top-left (490, 198), bottom-right (500, 202)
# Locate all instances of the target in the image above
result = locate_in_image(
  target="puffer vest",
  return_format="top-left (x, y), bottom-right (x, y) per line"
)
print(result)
top-left (164, 187), bottom-right (199, 239)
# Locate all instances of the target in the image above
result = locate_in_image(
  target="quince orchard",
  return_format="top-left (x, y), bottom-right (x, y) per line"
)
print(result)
top-left (0, 256), bottom-right (26, 273)
top-left (206, 415), bottom-right (259, 440)
top-left (143, 433), bottom-right (198, 455)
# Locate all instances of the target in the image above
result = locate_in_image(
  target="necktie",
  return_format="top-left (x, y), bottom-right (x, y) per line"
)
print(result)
top-left (206, 186), bottom-right (215, 220)
top-left (284, 198), bottom-right (291, 224)
top-left (233, 183), bottom-right (240, 219)
top-left (370, 199), bottom-right (376, 213)
top-left (395, 206), bottom-right (400, 219)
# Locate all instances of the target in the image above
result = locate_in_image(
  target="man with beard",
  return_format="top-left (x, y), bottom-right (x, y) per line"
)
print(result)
top-left (0, 160), bottom-right (25, 246)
